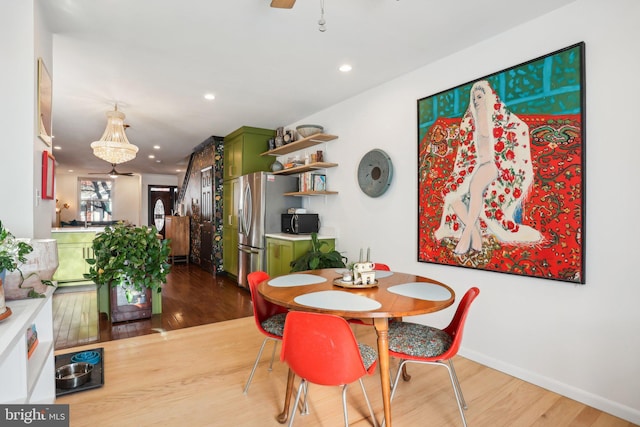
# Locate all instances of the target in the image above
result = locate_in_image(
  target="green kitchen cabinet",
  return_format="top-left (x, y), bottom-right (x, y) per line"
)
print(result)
top-left (52, 230), bottom-right (97, 284)
top-left (223, 126), bottom-right (275, 181)
top-left (223, 126), bottom-right (274, 278)
top-left (266, 236), bottom-right (336, 278)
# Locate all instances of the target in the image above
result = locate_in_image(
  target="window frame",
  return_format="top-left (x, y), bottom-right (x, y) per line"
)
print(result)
top-left (78, 177), bottom-right (115, 223)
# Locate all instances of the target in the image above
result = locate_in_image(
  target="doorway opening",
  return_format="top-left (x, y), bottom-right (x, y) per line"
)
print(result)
top-left (147, 186), bottom-right (178, 238)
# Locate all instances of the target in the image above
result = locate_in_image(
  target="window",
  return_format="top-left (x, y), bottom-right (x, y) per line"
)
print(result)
top-left (79, 178), bottom-right (114, 222)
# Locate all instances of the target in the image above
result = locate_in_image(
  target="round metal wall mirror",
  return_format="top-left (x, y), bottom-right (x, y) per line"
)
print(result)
top-left (357, 149), bottom-right (393, 197)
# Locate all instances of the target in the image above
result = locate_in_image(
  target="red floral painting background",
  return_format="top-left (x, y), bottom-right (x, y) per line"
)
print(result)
top-left (418, 114), bottom-right (583, 283)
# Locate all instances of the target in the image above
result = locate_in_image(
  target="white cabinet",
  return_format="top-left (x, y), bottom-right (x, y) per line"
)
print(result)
top-left (0, 287), bottom-right (55, 404)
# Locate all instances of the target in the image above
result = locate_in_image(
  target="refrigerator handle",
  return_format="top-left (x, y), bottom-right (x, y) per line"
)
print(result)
top-left (242, 182), bottom-right (252, 236)
top-left (239, 246), bottom-right (260, 255)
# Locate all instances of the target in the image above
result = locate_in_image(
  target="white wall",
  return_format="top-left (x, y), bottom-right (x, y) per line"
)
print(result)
top-left (295, 0), bottom-right (640, 423)
top-left (0, 0), bottom-right (54, 238)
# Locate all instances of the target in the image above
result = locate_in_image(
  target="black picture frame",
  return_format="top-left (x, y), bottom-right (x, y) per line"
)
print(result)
top-left (417, 43), bottom-right (586, 284)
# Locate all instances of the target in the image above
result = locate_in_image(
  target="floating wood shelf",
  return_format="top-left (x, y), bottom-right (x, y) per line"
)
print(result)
top-left (283, 190), bottom-right (339, 197)
top-left (261, 133), bottom-right (338, 156)
top-left (272, 162), bottom-right (338, 175)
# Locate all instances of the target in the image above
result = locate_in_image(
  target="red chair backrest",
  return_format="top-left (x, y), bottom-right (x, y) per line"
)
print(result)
top-left (281, 311), bottom-right (375, 386)
top-left (247, 271), bottom-right (288, 330)
top-left (440, 287), bottom-right (480, 360)
top-left (373, 263), bottom-right (391, 271)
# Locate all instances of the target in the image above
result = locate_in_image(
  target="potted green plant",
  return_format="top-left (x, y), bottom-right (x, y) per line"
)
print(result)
top-left (290, 232), bottom-right (346, 272)
top-left (0, 221), bottom-right (33, 318)
top-left (84, 223), bottom-right (171, 303)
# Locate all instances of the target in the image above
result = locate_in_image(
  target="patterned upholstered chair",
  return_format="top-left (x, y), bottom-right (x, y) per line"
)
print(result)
top-left (243, 271), bottom-right (288, 394)
top-left (385, 287), bottom-right (480, 427)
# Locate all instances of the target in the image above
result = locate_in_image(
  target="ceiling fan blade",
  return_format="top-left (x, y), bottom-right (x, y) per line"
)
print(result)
top-left (271, 0), bottom-right (295, 8)
top-left (88, 163), bottom-right (134, 176)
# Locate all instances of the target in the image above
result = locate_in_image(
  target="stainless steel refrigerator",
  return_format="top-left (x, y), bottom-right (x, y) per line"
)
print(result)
top-left (237, 172), bottom-right (301, 288)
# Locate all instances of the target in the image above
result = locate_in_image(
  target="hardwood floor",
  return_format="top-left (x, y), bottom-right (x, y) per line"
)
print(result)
top-left (55, 317), bottom-right (637, 427)
top-left (53, 264), bottom-right (252, 350)
top-left (52, 267), bottom-right (636, 426)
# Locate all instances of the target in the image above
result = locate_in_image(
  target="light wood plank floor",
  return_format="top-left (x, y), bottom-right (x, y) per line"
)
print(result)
top-left (53, 287), bottom-right (100, 349)
top-left (55, 317), bottom-right (636, 427)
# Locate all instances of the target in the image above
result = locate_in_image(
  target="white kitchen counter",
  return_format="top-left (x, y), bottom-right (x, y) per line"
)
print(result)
top-left (265, 233), bottom-right (336, 241)
top-left (52, 227), bottom-right (106, 233)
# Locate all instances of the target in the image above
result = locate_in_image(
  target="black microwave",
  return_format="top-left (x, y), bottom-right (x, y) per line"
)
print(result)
top-left (281, 214), bottom-right (319, 234)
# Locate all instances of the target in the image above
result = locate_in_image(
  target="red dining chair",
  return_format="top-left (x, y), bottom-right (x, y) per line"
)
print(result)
top-left (281, 311), bottom-right (379, 427)
top-left (243, 271), bottom-right (288, 394)
top-left (385, 287), bottom-right (480, 427)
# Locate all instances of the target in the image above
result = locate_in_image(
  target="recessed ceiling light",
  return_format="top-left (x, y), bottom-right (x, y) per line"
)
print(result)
top-left (53, 145), bottom-right (62, 150)
top-left (153, 145), bottom-right (160, 150)
top-left (148, 154), bottom-right (155, 159)
top-left (155, 160), bottom-right (161, 163)
top-left (204, 93), bottom-right (215, 100)
top-left (339, 64), bottom-right (352, 72)
top-left (176, 169), bottom-right (182, 172)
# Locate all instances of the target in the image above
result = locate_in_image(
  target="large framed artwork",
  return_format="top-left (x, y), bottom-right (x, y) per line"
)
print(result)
top-left (42, 150), bottom-right (55, 200)
top-left (37, 58), bottom-right (53, 145)
top-left (417, 43), bottom-right (585, 284)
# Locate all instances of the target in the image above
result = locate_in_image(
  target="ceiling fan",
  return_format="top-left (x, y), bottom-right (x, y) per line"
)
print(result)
top-left (89, 163), bottom-right (134, 177)
top-left (270, 0), bottom-right (296, 8)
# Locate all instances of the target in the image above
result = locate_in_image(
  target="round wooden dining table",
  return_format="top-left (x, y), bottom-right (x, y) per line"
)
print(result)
top-left (258, 268), bottom-right (456, 427)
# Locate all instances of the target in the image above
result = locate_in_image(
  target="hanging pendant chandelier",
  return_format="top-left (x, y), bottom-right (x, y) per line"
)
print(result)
top-left (90, 105), bottom-right (139, 165)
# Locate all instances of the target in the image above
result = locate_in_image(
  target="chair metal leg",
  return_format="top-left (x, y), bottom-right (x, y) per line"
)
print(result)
top-left (288, 379), bottom-right (307, 427)
top-left (268, 339), bottom-right (278, 371)
top-left (384, 359), bottom-right (467, 427)
top-left (243, 336), bottom-right (277, 394)
top-left (358, 378), bottom-right (378, 427)
top-left (301, 380), bottom-right (310, 415)
top-left (442, 360), bottom-right (468, 427)
top-left (341, 384), bottom-right (350, 426)
top-left (448, 359), bottom-right (467, 410)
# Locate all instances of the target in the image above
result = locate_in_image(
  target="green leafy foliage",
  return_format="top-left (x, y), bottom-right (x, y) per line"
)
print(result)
top-left (290, 232), bottom-right (346, 272)
top-left (0, 220), bottom-right (33, 272)
top-left (84, 223), bottom-right (171, 294)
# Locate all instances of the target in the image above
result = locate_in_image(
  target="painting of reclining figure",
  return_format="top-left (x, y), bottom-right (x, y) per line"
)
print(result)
top-left (418, 43), bottom-right (585, 284)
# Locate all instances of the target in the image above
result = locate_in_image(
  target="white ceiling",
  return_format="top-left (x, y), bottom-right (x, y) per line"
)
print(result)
top-left (38, 0), bottom-right (575, 176)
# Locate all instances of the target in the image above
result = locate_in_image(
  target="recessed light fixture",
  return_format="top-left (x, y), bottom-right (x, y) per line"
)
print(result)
top-left (176, 169), bottom-right (182, 172)
top-left (53, 145), bottom-right (61, 150)
top-left (204, 93), bottom-right (215, 100)
top-left (148, 154), bottom-right (155, 159)
top-left (153, 145), bottom-right (160, 150)
top-left (339, 64), bottom-right (352, 73)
